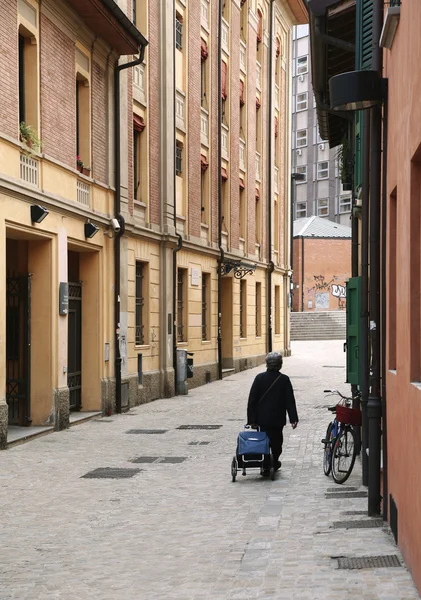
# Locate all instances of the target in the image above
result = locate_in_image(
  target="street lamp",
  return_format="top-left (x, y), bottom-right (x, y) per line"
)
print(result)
top-left (290, 172), bottom-right (306, 311)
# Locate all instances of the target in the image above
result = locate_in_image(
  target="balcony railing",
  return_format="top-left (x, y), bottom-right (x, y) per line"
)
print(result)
top-left (255, 151), bottom-right (261, 181)
top-left (256, 61), bottom-right (262, 90)
top-left (274, 166), bottom-right (279, 194)
top-left (201, 108), bottom-right (209, 146)
top-left (240, 41), bottom-right (246, 73)
top-left (222, 18), bottom-right (229, 54)
top-left (201, 0), bottom-right (209, 29)
top-left (239, 138), bottom-right (246, 171)
top-left (222, 125), bottom-right (229, 160)
top-left (77, 180), bottom-right (90, 206)
top-left (20, 153), bottom-right (38, 186)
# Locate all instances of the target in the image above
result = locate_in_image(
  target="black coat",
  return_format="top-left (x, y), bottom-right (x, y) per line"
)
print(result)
top-left (247, 370), bottom-right (299, 428)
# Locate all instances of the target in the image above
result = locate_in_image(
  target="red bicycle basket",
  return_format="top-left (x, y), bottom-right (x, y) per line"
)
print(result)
top-left (336, 404), bottom-right (362, 426)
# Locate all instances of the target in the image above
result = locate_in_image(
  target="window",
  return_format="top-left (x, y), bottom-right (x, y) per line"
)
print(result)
top-left (176, 142), bottom-right (183, 175)
top-left (202, 273), bottom-right (210, 341)
top-left (240, 280), bottom-right (247, 338)
top-left (221, 176), bottom-right (229, 235)
top-left (176, 14), bottom-right (183, 50)
top-left (135, 262), bottom-right (146, 345)
top-left (317, 198), bottom-right (329, 217)
top-left (296, 129), bottom-right (307, 148)
top-left (296, 165), bottom-right (307, 182)
top-left (177, 268), bottom-right (187, 342)
top-left (201, 42), bottom-right (208, 108)
top-left (297, 55), bottom-right (308, 75)
top-left (18, 27), bottom-right (39, 141)
top-left (239, 183), bottom-right (246, 239)
top-left (76, 48), bottom-right (91, 170)
top-left (339, 195), bottom-right (352, 214)
top-left (296, 201), bottom-right (307, 218)
top-left (275, 285), bottom-right (281, 335)
top-left (296, 92), bottom-right (307, 112)
top-left (255, 190), bottom-right (261, 243)
top-left (255, 282), bottom-right (262, 337)
top-left (133, 115), bottom-right (146, 201)
top-left (240, 0), bottom-right (248, 41)
top-left (317, 161), bottom-right (329, 179)
top-left (201, 155), bottom-right (209, 224)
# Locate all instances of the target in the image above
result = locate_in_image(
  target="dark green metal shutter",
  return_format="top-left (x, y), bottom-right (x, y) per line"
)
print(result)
top-left (346, 277), bottom-right (361, 385)
top-left (356, 0), bottom-right (373, 70)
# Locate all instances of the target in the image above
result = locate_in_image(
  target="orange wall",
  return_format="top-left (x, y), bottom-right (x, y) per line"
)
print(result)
top-left (292, 237), bottom-right (351, 312)
top-left (384, 0), bottom-right (421, 592)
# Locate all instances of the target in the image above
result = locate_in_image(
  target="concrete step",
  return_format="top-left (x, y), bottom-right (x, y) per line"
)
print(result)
top-left (290, 310), bottom-right (346, 341)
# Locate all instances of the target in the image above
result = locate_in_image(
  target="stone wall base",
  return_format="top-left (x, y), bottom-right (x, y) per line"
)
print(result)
top-left (101, 378), bottom-right (116, 415)
top-left (187, 362), bottom-right (218, 390)
top-left (0, 403), bottom-right (8, 449)
top-left (53, 387), bottom-right (70, 431)
top-left (233, 354), bottom-right (266, 374)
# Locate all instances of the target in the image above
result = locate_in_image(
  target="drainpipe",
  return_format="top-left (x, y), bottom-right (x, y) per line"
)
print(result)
top-left (367, 0), bottom-right (384, 517)
top-left (301, 237), bottom-right (305, 312)
top-left (217, 0), bottom-right (223, 380)
top-left (114, 45), bottom-right (146, 413)
top-left (266, 0), bottom-right (275, 354)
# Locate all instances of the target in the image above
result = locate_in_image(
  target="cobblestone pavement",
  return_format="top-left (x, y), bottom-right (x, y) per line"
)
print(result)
top-left (0, 341), bottom-right (419, 600)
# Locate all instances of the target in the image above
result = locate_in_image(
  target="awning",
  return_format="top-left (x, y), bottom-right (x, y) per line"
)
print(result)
top-left (133, 114), bottom-right (146, 132)
top-left (201, 154), bottom-right (209, 171)
top-left (201, 39), bottom-right (208, 60)
top-left (65, 0), bottom-right (148, 55)
top-left (255, 187), bottom-right (260, 200)
top-left (221, 167), bottom-right (228, 181)
top-left (239, 178), bottom-right (245, 190)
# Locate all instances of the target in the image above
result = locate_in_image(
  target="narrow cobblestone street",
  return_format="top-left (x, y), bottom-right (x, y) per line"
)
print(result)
top-left (0, 341), bottom-right (419, 600)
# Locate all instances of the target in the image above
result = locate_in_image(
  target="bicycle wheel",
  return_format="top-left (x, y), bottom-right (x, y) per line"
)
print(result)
top-left (323, 422), bottom-right (334, 476)
top-left (332, 426), bottom-right (356, 484)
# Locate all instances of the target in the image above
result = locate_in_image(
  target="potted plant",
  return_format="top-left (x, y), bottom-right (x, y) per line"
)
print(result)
top-left (82, 165), bottom-right (91, 177)
top-left (20, 122), bottom-right (42, 153)
top-left (76, 155), bottom-right (84, 172)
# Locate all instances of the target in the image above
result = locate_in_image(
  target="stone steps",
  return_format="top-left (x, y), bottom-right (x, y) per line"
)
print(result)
top-left (291, 311), bottom-right (346, 341)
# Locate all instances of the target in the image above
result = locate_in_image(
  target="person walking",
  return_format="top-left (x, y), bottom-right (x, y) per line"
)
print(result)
top-left (247, 352), bottom-right (298, 471)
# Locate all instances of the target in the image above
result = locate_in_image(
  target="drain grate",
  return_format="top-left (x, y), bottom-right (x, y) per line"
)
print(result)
top-left (337, 555), bottom-right (402, 570)
top-left (130, 457), bottom-right (160, 463)
top-left (131, 456), bottom-right (187, 464)
top-left (161, 457), bottom-right (187, 464)
top-left (327, 487), bottom-right (358, 492)
top-left (92, 419), bottom-right (114, 423)
top-left (326, 491), bottom-right (368, 499)
top-left (126, 429), bottom-right (168, 434)
top-left (177, 425), bottom-right (222, 430)
top-left (81, 467), bottom-right (142, 479)
top-left (189, 441), bottom-right (210, 445)
top-left (342, 510), bottom-right (368, 516)
top-left (333, 519), bottom-right (383, 529)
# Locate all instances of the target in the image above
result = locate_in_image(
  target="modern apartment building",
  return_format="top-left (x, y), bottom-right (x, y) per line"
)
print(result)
top-left (0, 0), bottom-right (306, 448)
top-left (291, 24), bottom-right (352, 225)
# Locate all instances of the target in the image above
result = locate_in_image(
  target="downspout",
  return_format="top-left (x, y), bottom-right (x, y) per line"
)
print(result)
top-left (114, 45), bottom-right (146, 413)
top-left (266, 0), bottom-right (275, 353)
top-left (301, 237), bottom-right (305, 312)
top-left (172, 0), bottom-right (183, 393)
top-left (217, 0), bottom-right (223, 380)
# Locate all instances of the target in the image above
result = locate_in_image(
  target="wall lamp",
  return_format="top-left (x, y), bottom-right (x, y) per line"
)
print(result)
top-left (30, 204), bottom-right (49, 224)
top-left (84, 221), bottom-right (99, 239)
top-left (329, 70), bottom-right (385, 112)
top-left (380, 5), bottom-right (400, 50)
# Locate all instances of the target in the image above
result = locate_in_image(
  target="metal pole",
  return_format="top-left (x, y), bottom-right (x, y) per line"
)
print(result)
top-left (217, 0), bottom-right (223, 380)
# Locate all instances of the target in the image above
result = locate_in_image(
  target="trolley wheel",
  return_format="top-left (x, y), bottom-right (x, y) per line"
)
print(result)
top-left (269, 454), bottom-right (275, 481)
top-left (231, 456), bottom-right (238, 482)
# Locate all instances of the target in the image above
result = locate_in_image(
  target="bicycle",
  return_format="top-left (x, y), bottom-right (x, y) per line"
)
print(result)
top-left (322, 389), bottom-right (362, 484)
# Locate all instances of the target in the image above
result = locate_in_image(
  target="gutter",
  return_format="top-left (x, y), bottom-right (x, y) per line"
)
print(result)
top-left (114, 43), bottom-right (147, 413)
top-left (266, 0), bottom-right (275, 354)
top-left (217, 0), bottom-right (223, 380)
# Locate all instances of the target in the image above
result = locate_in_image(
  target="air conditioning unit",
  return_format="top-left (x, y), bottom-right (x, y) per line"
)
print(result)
top-left (296, 149), bottom-right (302, 156)
top-left (319, 143), bottom-right (325, 150)
top-left (298, 74), bottom-right (304, 82)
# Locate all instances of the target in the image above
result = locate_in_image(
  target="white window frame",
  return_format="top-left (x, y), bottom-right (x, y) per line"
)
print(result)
top-left (296, 129), bottom-right (307, 148)
top-left (296, 165), bottom-right (307, 183)
top-left (296, 201), bottom-right (307, 218)
top-left (297, 55), bottom-right (308, 75)
top-left (339, 194), bottom-right (352, 214)
top-left (317, 198), bottom-right (329, 217)
top-left (296, 92), bottom-right (308, 112)
top-left (317, 161), bottom-right (329, 180)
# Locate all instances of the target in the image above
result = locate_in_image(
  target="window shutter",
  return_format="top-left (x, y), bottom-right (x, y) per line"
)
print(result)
top-left (133, 114), bottom-right (146, 132)
top-left (356, 0), bottom-right (373, 70)
top-left (221, 61), bottom-right (227, 100)
top-left (201, 154), bottom-right (209, 172)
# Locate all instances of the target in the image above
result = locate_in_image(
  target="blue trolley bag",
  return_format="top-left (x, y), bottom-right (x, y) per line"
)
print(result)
top-left (237, 430), bottom-right (270, 458)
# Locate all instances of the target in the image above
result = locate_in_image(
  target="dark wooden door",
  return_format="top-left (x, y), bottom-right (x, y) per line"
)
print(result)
top-left (68, 282), bottom-right (82, 411)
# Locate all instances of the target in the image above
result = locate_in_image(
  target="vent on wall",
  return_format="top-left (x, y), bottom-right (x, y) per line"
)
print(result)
top-left (390, 494), bottom-right (398, 543)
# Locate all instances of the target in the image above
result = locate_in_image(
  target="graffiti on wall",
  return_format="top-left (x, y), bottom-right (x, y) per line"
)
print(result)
top-left (307, 275), bottom-right (347, 310)
top-left (331, 284), bottom-right (346, 298)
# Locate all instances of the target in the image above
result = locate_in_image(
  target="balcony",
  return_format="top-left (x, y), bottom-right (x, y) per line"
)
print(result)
top-left (255, 152), bottom-right (261, 181)
top-left (256, 61), bottom-right (262, 90)
top-left (77, 180), bottom-right (90, 207)
top-left (201, 0), bottom-right (209, 30)
top-left (239, 138), bottom-right (246, 172)
top-left (222, 125), bottom-right (229, 161)
top-left (20, 154), bottom-right (39, 187)
top-left (176, 91), bottom-right (185, 131)
top-left (133, 63), bottom-right (146, 105)
top-left (201, 108), bottom-right (209, 147)
top-left (222, 18), bottom-right (229, 54)
top-left (240, 41), bottom-right (246, 73)
top-left (274, 166), bottom-right (279, 194)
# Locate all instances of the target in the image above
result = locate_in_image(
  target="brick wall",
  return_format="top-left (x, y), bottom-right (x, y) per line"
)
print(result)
top-left (0, 2), bottom-right (18, 139)
top-left (91, 60), bottom-right (107, 183)
top-left (293, 237), bottom-right (351, 311)
top-left (149, 0), bottom-right (160, 226)
top-left (210, 0), bottom-right (219, 245)
top-left (246, 20), bottom-right (257, 257)
top-left (188, 0), bottom-right (201, 239)
top-left (128, 66), bottom-right (134, 216)
top-left (40, 14), bottom-right (75, 167)
top-left (229, 3), bottom-right (240, 251)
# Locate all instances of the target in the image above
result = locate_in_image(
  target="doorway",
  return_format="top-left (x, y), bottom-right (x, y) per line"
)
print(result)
top-left (221, 277), bottom-right (233, 369)
top-left (68, 252), bottom-right (82, 411)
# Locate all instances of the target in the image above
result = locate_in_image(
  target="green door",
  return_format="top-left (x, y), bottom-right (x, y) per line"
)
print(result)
top-left (346, 277), bottom-right (361, 385)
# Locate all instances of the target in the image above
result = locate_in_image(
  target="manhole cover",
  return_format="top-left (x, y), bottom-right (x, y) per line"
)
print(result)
top-left (342, 510), bottom-right (368, 516)
top-left (81, 468), bottom-right (142, 479)
top-left (326, 491), bottom-right (368, 499)
top-left (337, 555), bottom-right (401, 570)
top-left (327, 487), bottom-right (358, 492)
top-left (189, 441), bottom-right (210, 445)
top-left (126, 429), bottom-right (168, 434)
top-left (177, 425), bottom-right (222, 430)
top-left (333, 519), bottom-right (383, 529)
top-left (130, 457), bottom-right (160, 463)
